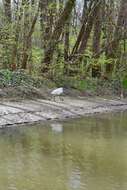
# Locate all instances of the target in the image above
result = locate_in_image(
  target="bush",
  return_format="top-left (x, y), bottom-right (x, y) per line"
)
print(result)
top-left (0, 69), bottom-right (43, 88)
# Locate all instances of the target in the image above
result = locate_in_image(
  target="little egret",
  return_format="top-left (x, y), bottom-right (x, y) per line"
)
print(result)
top-left (51, 87), bottom-right (64, 101)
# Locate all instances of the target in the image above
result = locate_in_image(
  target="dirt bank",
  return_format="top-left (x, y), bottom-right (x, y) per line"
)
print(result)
top-left (0, 97), bottom-right (127, 127)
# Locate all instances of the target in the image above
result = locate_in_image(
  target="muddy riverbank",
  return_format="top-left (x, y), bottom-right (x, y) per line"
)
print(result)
top-left (0, 97), bottom-right (127, 127)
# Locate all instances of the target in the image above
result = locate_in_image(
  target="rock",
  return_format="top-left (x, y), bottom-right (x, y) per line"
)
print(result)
top-left (0, 89), bottom-right (7, 97)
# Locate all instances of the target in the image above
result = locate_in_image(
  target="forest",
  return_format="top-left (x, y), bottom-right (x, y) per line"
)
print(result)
top-left (0, 0), bottom-right (127, 97)
top-left (0, 1), bottom-right (127, 188)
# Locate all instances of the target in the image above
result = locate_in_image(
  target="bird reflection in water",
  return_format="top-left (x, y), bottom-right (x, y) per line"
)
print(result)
top-left (50, 123), bottom-right (63, 133)
top-left (69, 168), bottom-right (81, 190)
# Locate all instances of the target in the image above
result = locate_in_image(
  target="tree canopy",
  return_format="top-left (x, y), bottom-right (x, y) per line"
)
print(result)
top-left (0, 0), bottom-right (126, 83)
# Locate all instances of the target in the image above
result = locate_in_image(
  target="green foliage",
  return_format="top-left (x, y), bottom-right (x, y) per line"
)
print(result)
top-left (32, 47), bottom-right (42, 75)
top-left (122, 78), bottom-right (127, 89)
top-left (0, 23), bottom-right (14, 68)
top-left (0, 0), bottom-right (126, 98)
top-left (0, 69), bottom-right (43, 88)
top-left (0, 69), bottom-right (12, 86)
top-left (97, 54), bottom-right (114, 65)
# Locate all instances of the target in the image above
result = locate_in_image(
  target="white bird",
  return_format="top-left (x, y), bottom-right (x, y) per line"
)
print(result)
top-left (51, 87), bottom-right (64, 101)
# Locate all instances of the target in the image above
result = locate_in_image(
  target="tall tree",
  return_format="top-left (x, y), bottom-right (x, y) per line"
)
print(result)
top-left (3, 0), bottom-right (11, 23)
top-left (64, 19), bottom-right (70, 61)
top-left (92, 1), bottom-right (102, 57)
top-left (108, 0), bottom-right (127, 57)
top-left (2, 0), bottom-right (12, 68)
top-left (21, 3), bottom-right (39, 69)
top-left (42, 0), bottom-right (76, 73)
top-left (71, 0), bottom-right (94, 56)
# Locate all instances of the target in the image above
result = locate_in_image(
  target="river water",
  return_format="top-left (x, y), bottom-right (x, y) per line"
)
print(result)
top-left (0, 112), bottom-right (127, 190)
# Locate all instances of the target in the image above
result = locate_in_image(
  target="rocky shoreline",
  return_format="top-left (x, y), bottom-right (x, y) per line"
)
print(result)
top-left (0, 97), bottom-right (127, 127)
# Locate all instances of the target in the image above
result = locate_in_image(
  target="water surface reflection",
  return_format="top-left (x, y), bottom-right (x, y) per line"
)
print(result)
top-left (0, 112), bottom-right (127, 190)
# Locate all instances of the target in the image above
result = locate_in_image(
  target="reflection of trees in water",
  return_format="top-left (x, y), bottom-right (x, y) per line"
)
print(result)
top-left (0, 114), bottom-right (127, 189)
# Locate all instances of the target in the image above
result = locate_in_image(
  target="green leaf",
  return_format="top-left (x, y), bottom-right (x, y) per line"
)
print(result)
top-left (122, 78), bottom-right (127, 89)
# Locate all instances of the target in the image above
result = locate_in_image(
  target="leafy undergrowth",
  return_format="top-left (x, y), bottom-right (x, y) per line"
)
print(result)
top-left (0, 69), bottom-right (56, 100)
top-left (0, 69), bottom-right (42, 88)
top-left (0, 69), bottom-right (127, 100)
top-left (54, 75), bottom-right (127, 97)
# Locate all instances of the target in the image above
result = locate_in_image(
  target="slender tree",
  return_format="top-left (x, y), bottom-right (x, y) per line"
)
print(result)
top-left (42, 0), bottom-right (76, 73)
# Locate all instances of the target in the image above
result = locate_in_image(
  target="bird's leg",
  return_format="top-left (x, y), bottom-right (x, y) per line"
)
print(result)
top-left (54, 95), bottom-right (56, 102)
top-left (60, 95), bottom-right (64, 101)
top-left (51, 95), bottom-right (55, 102)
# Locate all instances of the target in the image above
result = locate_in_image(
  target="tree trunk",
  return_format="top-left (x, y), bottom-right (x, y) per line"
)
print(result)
top-left (42, 0), bottom-right (76, 73)
top-left (77, 1), bottom-right (97, 57)
top-left (11, 1), bottom-right (24, 70)
top-left (21, 0), bottom-right (30, 69)
top-left (105, 0), bottom-right (115, 57)
top-left (92, 1), bottom-right (102, 57)
top-left (71, 0), bottom-right (94, 56)
top-left (2, 0), bottom-right (12, 68)
top-left (3, 0), bottom-right (11, 23)
top-left (108, 0), bottom-right (127, 57)
top-left (64, 19), bottom-right (70, 61)
top-left (21, 7), bottom-right (39, 69)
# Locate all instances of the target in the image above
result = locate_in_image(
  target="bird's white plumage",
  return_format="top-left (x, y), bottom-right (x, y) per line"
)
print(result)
top-left (51, 87), bottom-right (63, 95)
